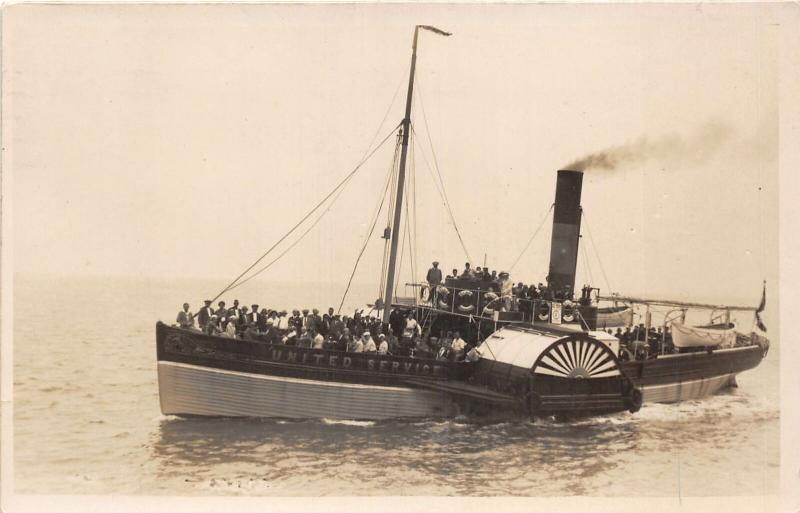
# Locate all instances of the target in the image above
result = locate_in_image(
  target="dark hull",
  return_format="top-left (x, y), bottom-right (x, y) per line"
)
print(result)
top-left (621, 345), bottom-right (766, 403)
top-left (399, 303), bottom-right (768, 404)
top-left (155, 323), bottom-right (639, 419)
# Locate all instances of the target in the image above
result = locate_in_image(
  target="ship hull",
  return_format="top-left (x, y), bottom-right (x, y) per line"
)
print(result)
top-left (621, 345), bottom-right (765, 403)
top-left (637, 372), bottom-right (737, 403)
top-left (158, 361), bottom-right (455, 419)
top-left (155, 322), bottom-right (641, 419)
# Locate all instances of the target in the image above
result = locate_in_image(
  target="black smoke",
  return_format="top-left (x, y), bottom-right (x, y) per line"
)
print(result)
top-left (566, 120), bottom-right (733, 172)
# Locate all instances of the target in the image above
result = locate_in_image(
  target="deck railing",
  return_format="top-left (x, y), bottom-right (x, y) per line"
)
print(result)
top-left (403, 281), bottom-right (582, 325)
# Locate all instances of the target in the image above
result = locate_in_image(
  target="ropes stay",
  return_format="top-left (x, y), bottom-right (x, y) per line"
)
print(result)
top-left (210, 66), bottom-right (476, 310)
top-left (413, 79), bottom-right (473, 263)
top-left (581, 210), bottom-right (613, 293)
top-left (338, 132), bottom-right (403, 314)
top-left (210, 123), bottom-right (401, 303)
top-left (508, 204), bottom-right (554, 272)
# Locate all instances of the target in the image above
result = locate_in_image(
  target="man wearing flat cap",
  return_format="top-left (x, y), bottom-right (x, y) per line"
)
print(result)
top-left (425, 261), bottom-right (443, 304)
top-left (248, 304), bottom-right (260, 325)
top-left (198, 300), bottom-right (214, 330)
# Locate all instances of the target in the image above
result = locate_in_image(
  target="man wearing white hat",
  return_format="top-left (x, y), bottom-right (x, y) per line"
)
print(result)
top-left (224, 318), bottom-right (237, 338)
top-left (363, 332), bottom-right (377, 353)
top-left (377, 334), bottom-right (389, 354)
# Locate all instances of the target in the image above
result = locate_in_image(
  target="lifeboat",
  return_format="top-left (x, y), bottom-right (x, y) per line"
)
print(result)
top-left (596, 305), bottom-right (633, 328)
top-left (670, 322), bottom-right (737, 348)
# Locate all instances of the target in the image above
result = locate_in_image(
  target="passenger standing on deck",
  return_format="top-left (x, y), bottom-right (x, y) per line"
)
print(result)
top-left (296, 327), bottom-right (310, 348)
top-left (278, 311), bottom-right (290, 331)
top-left (257, 309), bottom-right (269, 332)
top-left (425, 261), bottom-right (442, 303)
top-left (176, 303), bottom-right (194, 329)
top-left (309, 309), bottom-right (322, 333)
top-left (451, 268), bottom-right (459, 279)
top-left (238, 306), bottom-right (249, 331)
top-left (404, 313), bottom-right (421, 339)
top-left (224, 318), bottom-right (237, 338)
top-left (389, 308), bottom-right (404, 338)
top-left (499, 272), bottom-right (513, 311)
top-left (330, 315), bottom-right (344, 338)
top-left (248, 304), bottom-right (260, 326)
top-left (363, 332), bottom-right (377, 353)
top-left (377, 334), bottom-right (389, 354)
top-left (290, 310), bottom-right (302, 330)
top-left (426, 261), bottom-right (443, 286)
top-left (311, 329), bottom-right (325, 349)
top-left (461, 262), bottom-right (474, 279)
top-left (225, 308), bottom-right (239, 330)
top-left (441, 331), bottom-right (453, 349)
top-left (215, 301), bottom-right (227, 323)
top-left (412, 336), bottom-right (432, 359)
top-left (267, 310), bottom-right (279, 328)
top-left (337, 328), bottom-right (352, 352)
top-left (352, 334), bottom-right (365, 353)
top-left (229, 300), bottom-right (241, 318)
top-left (323, 308), bottom-right (335, 335)
top-left (204, 315), bottom-right (221, 335)
top-left (197, 300), bottom-right (213, 329)
top-left (450, 331), bottom-right (466, 360)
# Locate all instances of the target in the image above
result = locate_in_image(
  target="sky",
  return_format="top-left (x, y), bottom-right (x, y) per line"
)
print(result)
top-left (3, 3), bottom-right (785, 307)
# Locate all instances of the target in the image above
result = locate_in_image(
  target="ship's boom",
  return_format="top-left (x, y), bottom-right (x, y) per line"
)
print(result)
top-left (598, 295), bottom-right (757, 312)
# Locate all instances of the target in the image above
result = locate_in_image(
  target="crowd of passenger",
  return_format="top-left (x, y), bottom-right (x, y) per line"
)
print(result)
top-left (174, 300), bottom-right (478, 362)
top-left (604, 324), bottom-right (674, 360)
top-left (424, 261), bottom-right (584, 313)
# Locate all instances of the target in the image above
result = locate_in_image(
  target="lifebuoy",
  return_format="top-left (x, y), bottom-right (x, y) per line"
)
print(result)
top-left (537, 301), bottom-right (551, 322)
top-left (562, 300), bottom-right (576, 323)
top-left (437, 286), bottom-right (451, 310)
top-left (457, 289), bottom-right (475, 313)
top-left (482, 292), bottom-right (499, 314)
top-left (420, 285), bottom-right (431, 303)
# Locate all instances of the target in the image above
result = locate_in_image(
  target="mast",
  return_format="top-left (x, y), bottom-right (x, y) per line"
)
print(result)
top-left (382, 25), bottom-right (450, 323)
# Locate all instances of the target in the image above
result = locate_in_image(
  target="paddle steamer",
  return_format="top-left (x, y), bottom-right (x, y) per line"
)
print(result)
top-left (156, 25), bottom-right (769, 420)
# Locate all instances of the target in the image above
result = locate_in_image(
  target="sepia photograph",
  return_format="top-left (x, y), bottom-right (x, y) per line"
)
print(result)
top-left (1, 2), bottom-right (798, 511)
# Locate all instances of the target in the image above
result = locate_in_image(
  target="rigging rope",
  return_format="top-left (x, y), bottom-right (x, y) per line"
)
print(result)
top-left (580, 232), bottom-right (595, 286)
top-left (378, 132), bottom-right (403, 300)
top-left (508, 204), bottom-right (554, 272)
top-left (210, 123), bottom-right (401, 302)
top-left (408, 126), bottom-right (419, 300)
top-left (413, 80), bottom-right (474, 263)
top-left (394, 188), bottom-right (409, 302)
top-left (337, 137), bottom-right (399, 314)
top-left (360, 74), bottom-right (405, 162)
top-left (582, 210), bottom-right (613, 293)
top-left (228, 175), bottom-right (352, 293)
top-left (410, 125), bottom-right (474, 264)
top-left (406, 135), bottom-right (417, 306)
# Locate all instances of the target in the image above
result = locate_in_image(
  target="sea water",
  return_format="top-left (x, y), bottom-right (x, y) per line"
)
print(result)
top-left (11, 275), bottom-right (779, 496)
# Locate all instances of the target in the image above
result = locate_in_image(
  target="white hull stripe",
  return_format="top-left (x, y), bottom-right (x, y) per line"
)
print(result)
top-left (157, 361), bottom-right (454, 419)
top-left (159, 360), bottom-right (418, 392)
top-left (640, 373), bottom-right (737, 403)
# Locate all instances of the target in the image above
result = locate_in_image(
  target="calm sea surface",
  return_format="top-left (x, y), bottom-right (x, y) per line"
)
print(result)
top-left (12, 275), bottom-right (779, 496)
